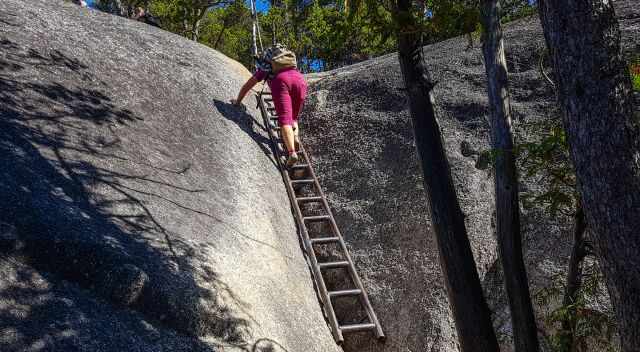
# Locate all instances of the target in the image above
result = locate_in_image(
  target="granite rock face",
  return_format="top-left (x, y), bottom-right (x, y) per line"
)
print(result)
top-left (1, 0), bottom-right (637, 351)
top-left (302, 3), bottom-right (639, 351)
top-left (0, 1), bottom-right (341, 351)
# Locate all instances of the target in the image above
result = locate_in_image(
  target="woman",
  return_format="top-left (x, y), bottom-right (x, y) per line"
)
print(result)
top-left (232, 45), bottom-right (307, 167)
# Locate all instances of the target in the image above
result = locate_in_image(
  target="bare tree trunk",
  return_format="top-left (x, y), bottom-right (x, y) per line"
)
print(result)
top-left (537, 2), bottom-right (640, 350)
top-left (558, 202), bottom-right (587, 352)
top-left (394, 1), bottom-right (500, 351)
top-left (271, 21), bottom-right (277, 46)
top-left (190, 8), bottom-right (207, 41)
top-left (192, 19), bottom-right (200, 41)
top-left (479, 1), bottom-right (540, 352)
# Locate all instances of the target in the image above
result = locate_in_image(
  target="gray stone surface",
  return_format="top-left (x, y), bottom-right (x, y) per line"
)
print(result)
top-left (302, 3), bottom-right (638, 351)
top-left (0, 1), bottom-right (341, 351)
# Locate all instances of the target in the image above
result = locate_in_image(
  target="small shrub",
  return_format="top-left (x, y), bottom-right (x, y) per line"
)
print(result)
top-left (631, 66), bottom-right (640, 92)
top-left (535, 263), bottom-right (617, 352)
top-left (631, 60), bottom-right (640, 92)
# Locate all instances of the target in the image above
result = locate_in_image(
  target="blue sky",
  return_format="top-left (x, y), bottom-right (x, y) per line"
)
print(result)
top-left (247, 0), bottom-right (270, 13)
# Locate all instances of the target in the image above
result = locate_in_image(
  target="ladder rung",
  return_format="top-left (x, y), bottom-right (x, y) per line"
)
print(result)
top-left (297, 196), bottom-right (323, 203)
top-left (303, 215), bottom-right (331, 222)
top-left (329, 289), bottom-right (362, 298)
top-left (310, 236), bottom-right (340, 244)
top-left (291, 163), bottom-right (309, 170)
top-left (319, 261), bottom-right (349, 269)
top-left (291, 179), bottom-right (314, 185)
top-left (340, 323), bottom-right (376, 333)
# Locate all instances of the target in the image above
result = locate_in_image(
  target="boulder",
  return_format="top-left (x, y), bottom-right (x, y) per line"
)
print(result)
top-left (302, 3), bottom-right (639, 351)
top-left (0, 1), bottom-right (340, 351)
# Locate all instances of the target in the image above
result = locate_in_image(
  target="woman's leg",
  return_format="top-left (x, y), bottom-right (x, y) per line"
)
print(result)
top-left (271, 78), bottom-right (296, 155)
top-left (273, 82), bottom-right (298, 167)
top-left (292, 121), bottom-right (300, 149)
top-left (281, 125), bottom-right (296, 155)
top-left (290, 75), bottom-right (307, 150)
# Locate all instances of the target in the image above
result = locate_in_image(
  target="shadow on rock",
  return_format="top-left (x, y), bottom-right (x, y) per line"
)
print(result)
top-left (213, 99), bottom-right (278, 169)
top-left (0, 37), bottom-right (249, 349)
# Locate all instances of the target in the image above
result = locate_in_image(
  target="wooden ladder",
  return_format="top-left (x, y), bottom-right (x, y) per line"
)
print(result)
top-left (256, 92), bottom-right (385, 344)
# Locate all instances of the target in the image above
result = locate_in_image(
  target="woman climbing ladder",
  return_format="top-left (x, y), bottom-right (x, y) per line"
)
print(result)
top-left (231, 44), bottom-right (308, 167)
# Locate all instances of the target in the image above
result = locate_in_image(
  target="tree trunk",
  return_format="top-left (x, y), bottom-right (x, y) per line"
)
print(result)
top-left (479, 2), bottom-right (540, 352)
top-left (537, 2), bottom-right (640, 350)
top-left (271, 21), bottom-right (277, 46)
top-left (394, 1), bottom-right (500, 351)
top-left (558, 202), bottom-right (587, 352)
top-left (192, 18), bottom-right (200, 41)
top-left (190, 8), bottom-right (207, 42)
top-left (213, 21), bottom-right (228, 49)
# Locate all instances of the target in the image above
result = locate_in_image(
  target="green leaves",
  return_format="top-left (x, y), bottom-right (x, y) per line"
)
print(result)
top-left (197, 0), bottom-right (252, 65)
top-left (147, 0), bottom-right (231, 40)
top-left (114, 0), bottom-right (535, 72)
top-left (518, 122), bottom-right (576, 217)
top-left (631, 60), bottom-right (640, 92)
top-left (536, 265), bottom-right (616, 352)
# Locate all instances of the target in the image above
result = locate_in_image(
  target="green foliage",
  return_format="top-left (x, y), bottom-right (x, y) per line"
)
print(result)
top-left (518, 121), bottom-right (576, 217)
top-left (500, 0), bottom-right (538, 22)
top-left (198, 0), bottom-right (253, 67)
top-left (630, 60), bottom-right (640, 92)
top-left (149, 0), bottom-right (231, 40)
top-left (518, 119), bottom-right (618, 351)
top-left (329, 1), bottom-right (396, 66)
top-left (427, 1), bottom-right (480, 43)
top-left (477, 119), bottom-right (576, 217)
top-left (534, 264), bottom-right (616, 352)
top-left (94, 0), bottom-right (536, 71)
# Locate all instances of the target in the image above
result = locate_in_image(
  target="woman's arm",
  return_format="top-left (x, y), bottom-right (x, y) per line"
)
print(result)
top-left (231, 76), bottom-right (260, 106)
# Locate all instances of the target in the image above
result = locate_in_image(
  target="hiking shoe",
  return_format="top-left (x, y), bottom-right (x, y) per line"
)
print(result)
top-left (286, 153), bottom-right (299, 167)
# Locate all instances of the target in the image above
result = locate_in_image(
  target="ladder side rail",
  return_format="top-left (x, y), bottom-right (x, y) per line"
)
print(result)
top-left (257, 93), bottom-right (345, 343)
top-left (298, 144), bottom-right (385, 340)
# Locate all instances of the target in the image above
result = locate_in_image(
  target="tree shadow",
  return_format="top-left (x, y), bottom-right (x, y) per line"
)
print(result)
top-left (440, 99), bottom-right (490, 127)
top-left (0, 36), bottom-right (252, 350)
top-left (331, 77), bottom-right (408, 113)
top-left (212, 99), bottom-right (279, 170)
top-left (0, 255), bottom-right (222, 352)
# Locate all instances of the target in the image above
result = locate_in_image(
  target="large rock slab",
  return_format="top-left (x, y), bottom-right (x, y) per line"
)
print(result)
top-left (302, 3), bottom-right (639, 351)
top-left (0, 1), bottom-right (341, 351)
